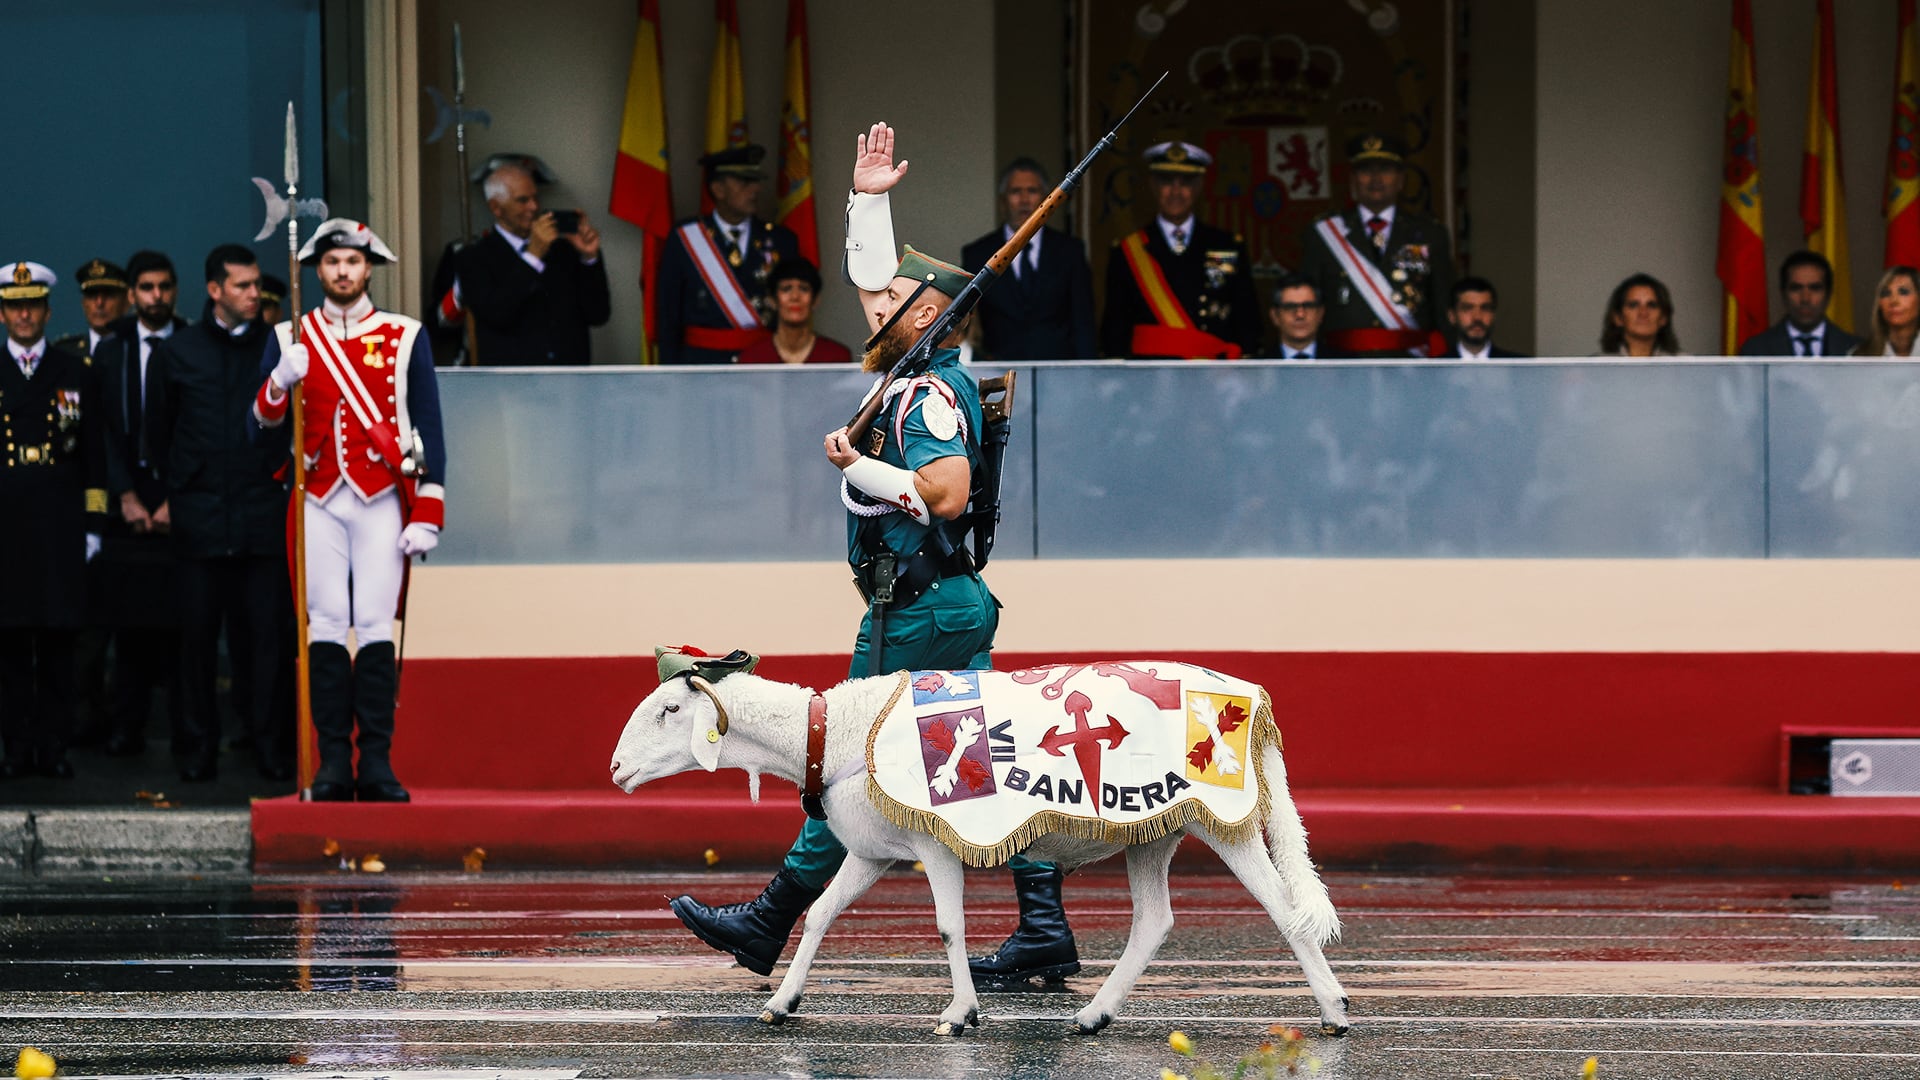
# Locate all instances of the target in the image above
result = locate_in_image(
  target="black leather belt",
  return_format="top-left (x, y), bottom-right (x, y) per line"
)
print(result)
top-left (853, 543), bottom-right (974, 610)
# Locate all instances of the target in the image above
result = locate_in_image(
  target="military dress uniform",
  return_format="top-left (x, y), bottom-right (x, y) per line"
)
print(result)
top-left (1297, 133), bottom-right (1456, 357)
top-left (251, 219), bottom-right (447, 803)
top-left (1099, 142), bottom-right (1261, 359)
top-left (655, 145), bottom-right (802, 364)
top-left (0, 262), bottom-right (109, 777)
top-left (57, 258), bottom-right (127, 750)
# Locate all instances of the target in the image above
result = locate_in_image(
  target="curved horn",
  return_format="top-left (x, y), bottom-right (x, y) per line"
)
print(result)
top-left (687, 675), bottom-right (730, 736)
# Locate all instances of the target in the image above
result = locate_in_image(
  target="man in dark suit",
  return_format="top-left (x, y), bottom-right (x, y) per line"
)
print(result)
top-left (961, 157), bottom-right (1095, 360)
top-left (461, 161), bottom-right (611, 364)
top-left (0, 261), bottom-right (109, 779)
top-left (1262, 274), bottom-right (1332, 359)
top-left (1738, 251), bottom-right (1863, 357)
top-left (1439, 277), bottom-right (1523, 359)
top-left (1100, 141), bottom-right (1261, 359)
top-left (656, 145), bottom-right (803, 364)
top-left (91, 250), bottom-right (187, 769)
top-left (149, 244), bottom-right (296, 783)
top-left (1298, 132), bottom-right (1455, 357)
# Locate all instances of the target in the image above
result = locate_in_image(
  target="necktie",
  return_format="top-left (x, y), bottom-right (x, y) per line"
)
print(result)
top-left (1170, 227), bottom-right (1187, 255)
top-left (1367, 216), bottom-right (1389, 252)
top-left (1016, 239), bottom-right (1038, 279)
top-left (1794, 333), bottom-right (1817, 357)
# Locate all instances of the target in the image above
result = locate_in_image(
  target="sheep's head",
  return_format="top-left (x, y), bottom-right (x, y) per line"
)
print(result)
top-left (609, 646), bottom-right (758, 792)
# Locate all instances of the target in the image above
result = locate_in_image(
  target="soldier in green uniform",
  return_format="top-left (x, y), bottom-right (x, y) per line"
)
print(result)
top-left (1298, 132), bottom-right (1455, 357)
top-left (51, 259), bottom-right (128, 360)
top-left (668, 122), bottom-right (1082, 988)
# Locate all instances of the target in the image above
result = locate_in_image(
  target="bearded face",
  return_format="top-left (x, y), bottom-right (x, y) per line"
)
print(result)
top-left (862, 314), bottom-right (919, 372)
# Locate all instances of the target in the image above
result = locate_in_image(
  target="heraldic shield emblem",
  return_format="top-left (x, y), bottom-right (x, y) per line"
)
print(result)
top-left (867, 662), bottom-right (1279, 865)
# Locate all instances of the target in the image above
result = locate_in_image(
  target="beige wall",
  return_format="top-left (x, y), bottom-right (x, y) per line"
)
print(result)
top-left (414, 0), bottom-right (997, 363)
top-left (1535, 0), bottom-right (1899, 356)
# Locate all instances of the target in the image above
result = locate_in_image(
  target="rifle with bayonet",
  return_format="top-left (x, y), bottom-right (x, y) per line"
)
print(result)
top-left (842, 71), bottom-right (1166, 451)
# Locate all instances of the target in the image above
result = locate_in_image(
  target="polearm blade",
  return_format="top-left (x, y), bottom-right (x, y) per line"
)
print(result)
top-left (284, 100), bottom-right (299, 191)
top-left (454, 21), bottom-right (474, 243)
top-left (252, 102), bottom-right (329, 242)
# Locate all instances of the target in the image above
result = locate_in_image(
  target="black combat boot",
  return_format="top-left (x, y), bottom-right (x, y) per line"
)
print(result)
top-left (669, 868), bottom-right (825, 976)
top-left (969, 862), bottom-right (1081, 986)
top-left (307, 643), bottom-right (355, 802)
top-left (351, 642), bottom-right (410, 802)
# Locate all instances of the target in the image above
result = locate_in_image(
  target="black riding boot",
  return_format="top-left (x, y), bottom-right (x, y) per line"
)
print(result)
top-left (969, 862), bottom-right (1081, 985)
top-left (669, 868), bottom-right (825, 976)
top-left (351, 641), bottom-right (409, 802)
top-left (308, 643), bottom-right (355, 802)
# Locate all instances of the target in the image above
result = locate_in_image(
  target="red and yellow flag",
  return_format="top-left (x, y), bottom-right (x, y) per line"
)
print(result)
top-left (1801, 0), bottom-right (1852, 331)
top-left (776, 0), bottom-right (818, 264)
top-left (702, 0), bottom-right (747, 215)
top-left (1716, 0), bottom-right (1768, 354)
top-left (1886, 0), bottom-right (1920, 267)
top-left (610, 0), bottom-right (674, 362)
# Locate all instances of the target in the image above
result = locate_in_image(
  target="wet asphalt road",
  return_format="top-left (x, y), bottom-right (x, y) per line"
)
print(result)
top-left (0, 866), bottom-right (1915, 1079)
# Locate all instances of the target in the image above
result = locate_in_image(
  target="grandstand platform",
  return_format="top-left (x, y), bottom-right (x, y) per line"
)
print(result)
top-left (251, 650), bottom-right (1920, 871)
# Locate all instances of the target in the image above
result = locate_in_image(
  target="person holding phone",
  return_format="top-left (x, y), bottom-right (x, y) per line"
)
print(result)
top-left (458, 160), bottom-right (611, 365)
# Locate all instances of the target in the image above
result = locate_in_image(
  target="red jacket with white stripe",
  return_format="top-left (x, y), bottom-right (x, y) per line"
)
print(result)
top-left (252, 297), bottom-right (447, 528)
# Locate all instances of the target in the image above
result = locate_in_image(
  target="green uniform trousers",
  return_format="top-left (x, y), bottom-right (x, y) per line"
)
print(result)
top-left (782, 572), bottom-right (1051, 886)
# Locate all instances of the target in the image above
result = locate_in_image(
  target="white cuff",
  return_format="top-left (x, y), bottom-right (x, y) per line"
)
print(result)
top-left (844, 190), bottom-right (898, 291)
top-left (842, 454), bottom-right (930, 523)
top-left (520, 250), bottom-right (546, 273)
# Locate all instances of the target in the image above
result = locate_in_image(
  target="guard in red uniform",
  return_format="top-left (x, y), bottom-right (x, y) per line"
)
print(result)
top-left (251, 219), bottom-right (446, 802)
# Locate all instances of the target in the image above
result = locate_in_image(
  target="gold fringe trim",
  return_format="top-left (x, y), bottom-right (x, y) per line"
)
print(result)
top-left (866, 686), bottom-right (1281, 867)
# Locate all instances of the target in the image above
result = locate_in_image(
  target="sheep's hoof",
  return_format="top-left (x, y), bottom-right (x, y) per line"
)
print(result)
top-left (1072, 1011), bottom-right (1112, 1035)
top-left (1321, 1020), bottom-right (1349, 1037)
top-left (758, 1009), bottom-right (787, 1026)
top-left (933, 1019), bottom-right (968, 1037)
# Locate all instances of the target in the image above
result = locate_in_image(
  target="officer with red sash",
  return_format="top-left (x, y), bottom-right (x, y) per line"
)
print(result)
top-left (1099, 141), bottom-right (1259, 359)
top-left (655, 145), bottom-right (803, 364)
top-left (251, 219), bottom-right (446, 803)
top-left (1297, 132), bottom-right (1455, 358)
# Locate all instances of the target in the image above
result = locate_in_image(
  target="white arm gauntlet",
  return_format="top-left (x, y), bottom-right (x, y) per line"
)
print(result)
top-left (842, 454), bottom-right (930, 522)
top-left (844, 190), bottom-right (899, 291)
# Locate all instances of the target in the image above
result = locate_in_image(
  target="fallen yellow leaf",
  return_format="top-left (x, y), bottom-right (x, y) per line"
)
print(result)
top-left (16, 1046), bottom-right (55, 1079)
top-left (912, 861), bottom-right (926, 873)
top-left (321, 838), bottom-right (340, 857)
top-left (463, 847), bottom-right (487, 873)
top-left (704, 848), bottom-right (720, 866)
top-left (1168, 1030), bottom-right (1194, 1056)
top-left (361, 854), bottom-right (386, 873)
top-left (1582, 1056), bottom-right (1599, 1078)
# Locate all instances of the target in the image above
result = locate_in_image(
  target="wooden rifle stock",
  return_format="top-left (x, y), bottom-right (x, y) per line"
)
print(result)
top-left (841, 73), bottom-right (1164, 448)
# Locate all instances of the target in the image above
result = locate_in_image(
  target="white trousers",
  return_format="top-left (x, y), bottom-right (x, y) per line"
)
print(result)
top-left (305, 486), bottom-right (404, 646)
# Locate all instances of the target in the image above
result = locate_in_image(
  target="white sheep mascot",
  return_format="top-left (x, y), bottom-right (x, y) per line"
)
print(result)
top-left (610, 646), bottom-right (1348, 1038)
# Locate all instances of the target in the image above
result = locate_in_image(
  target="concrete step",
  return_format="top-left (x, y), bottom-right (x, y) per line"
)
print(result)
top-left (0, 808), bottom-right (250, 874)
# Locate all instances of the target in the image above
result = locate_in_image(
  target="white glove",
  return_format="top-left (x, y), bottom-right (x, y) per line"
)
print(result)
top-left (271, 342), bottom-right (309, 391)
top-left (399, 522), bottom-right (440, 556)
top-left (85, 533), bottom-right (101, 563)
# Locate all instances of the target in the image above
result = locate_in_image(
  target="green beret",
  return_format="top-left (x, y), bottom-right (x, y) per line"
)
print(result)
top-left (895, 244), bottom-right (970, 300)
top-left (656, 645), bottom-right (760, 684)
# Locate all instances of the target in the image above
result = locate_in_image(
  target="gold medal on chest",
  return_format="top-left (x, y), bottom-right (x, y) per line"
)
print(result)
top-left (362, 334), bottom-right (387, 369)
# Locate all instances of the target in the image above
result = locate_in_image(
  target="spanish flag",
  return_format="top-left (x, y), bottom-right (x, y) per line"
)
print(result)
top-left (1801, 0), bottom-right (1852, 331)
top-left (1716, 0), bottom-right (1768, 354)
top-left (702, 0), bottom-right (748, 215)
top-left (610, 0), bottom-right (673, 361)
top-left (1886, 0), bottom-right (1920, 267)
top-left (776, 0), bottom-right (819, 264)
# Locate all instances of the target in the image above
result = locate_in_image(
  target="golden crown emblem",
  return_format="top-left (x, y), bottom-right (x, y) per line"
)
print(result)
top-left (1188, 33), bottom-right (1343, 126)
top-left (13, 262), bottom-right (30, 285)
top-left (1167, 144), bottom-right (1189, 163)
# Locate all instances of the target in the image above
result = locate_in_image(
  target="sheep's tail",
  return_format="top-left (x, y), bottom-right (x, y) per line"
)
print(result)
top-left (1262, 737), bottom-right (1340, 944)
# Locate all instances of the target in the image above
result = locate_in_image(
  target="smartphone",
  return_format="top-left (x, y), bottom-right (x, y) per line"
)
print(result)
top-left (547, 209), bottom-right (581, 235)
